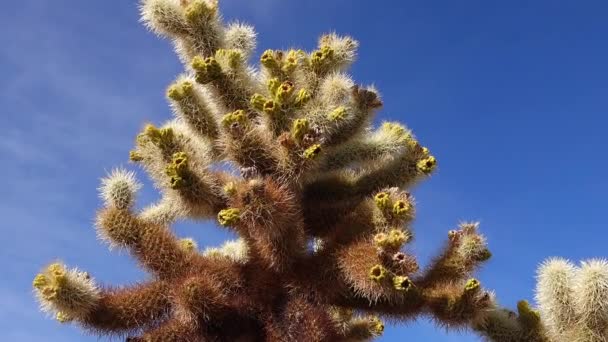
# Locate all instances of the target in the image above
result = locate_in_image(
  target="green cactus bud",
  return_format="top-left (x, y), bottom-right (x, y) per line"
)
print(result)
top-left (294, 88), bottom-right (311, 108)
top-left (303, 144), bottom-right (322, 159)
top-left (218, 208), bottom-right (241, 226)
top-left (282, 49), bottom-right (299, 73)
top-left (260, 49), bottom-right (279, 70)
top-left (48, 263), bottom-right (66, 279)
top-left (369, 265), bottom-right (387, 282)
top-left (369, 316), bottom-right (385, 336)
top-left (421, 146), bottom-right (430, 157)
top-left (373, 232), bottom-right (388, 247)
top-left (184, 0), bottom-right (216, 23)
top-left (328, 106), bottom-right (347, 121)
top-left (170, 176), bottom-right (187, 189)
top-left (250, 93), bottom-right (267, 111)
top-left (276, 81), bottom-right (295, 103)
top-left (417, 156), bottom-right (437, 174)
top-left (166, 152), bottom-right (188, 176)
top-left (387, 229), bottom-right (408, 248)
top-left (192, 56), bottom-right (222, 84)
top-left (129, 150), bottom-right (143, 162)
top-left (172, 152), bottom-right (188, 173)
top-left (393, 276), bottom-right (412, 291)
top-left (179, 238), bottom-right (198, 252)
top-left (476, 248), bottom-right (492, 261)
top-left (374, 192), bottom-right (391, 209)
top-left (267, 77), bottom-right (281, 95)
top-left (263, 100), bottom-right (280, 117)
top-left (291, 118), bottom-right (309, 142)
top-left (56, 312), bottom-right (72, 323)
top-left (144, 124), bottom-right (161, 141)
top-left (33, 274), bottom-right (48, 290)
top-left (464, 278), bottom-right (481, 293)
top-left (221, 110), bottom-right (247, 128)
top-left (311, 45), bottom-right (335, 71)
top-left (393, 200), bottom-right (411, 218)
top-left (223, 182), bottom-right (237, 196)
top-left (166, 83), bottom-right (184, 101)
top-left (217, 48), bottom-right (243, 69)
top-left (165, 152), bottom-right (189, 189)
top-left (381, 122), bottom-right (407, 137)
top-left (517, 300), bottom-right (541, 327)
top-left (41, 286), bottom-right (58, 300)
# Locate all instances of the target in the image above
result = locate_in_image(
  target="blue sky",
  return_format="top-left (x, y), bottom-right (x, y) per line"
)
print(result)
top-left (1, 0), bottom-right (607, 341)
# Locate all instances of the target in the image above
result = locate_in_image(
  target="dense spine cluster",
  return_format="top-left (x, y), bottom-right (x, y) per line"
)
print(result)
top-left (32, 1), bottom-right (606, 341)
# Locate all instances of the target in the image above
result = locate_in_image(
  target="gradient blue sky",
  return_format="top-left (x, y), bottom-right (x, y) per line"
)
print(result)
top-left (1, 0), bottom-right (607, 341)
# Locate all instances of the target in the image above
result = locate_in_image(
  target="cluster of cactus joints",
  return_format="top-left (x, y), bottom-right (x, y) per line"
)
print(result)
top-left (32, 0), bottom-right (571, 341)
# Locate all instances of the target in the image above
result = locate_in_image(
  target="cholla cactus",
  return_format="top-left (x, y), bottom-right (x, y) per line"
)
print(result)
top-left (535, 258), bottom-right (608, 342)
top-left (32, 1), bottom-right (569, 341)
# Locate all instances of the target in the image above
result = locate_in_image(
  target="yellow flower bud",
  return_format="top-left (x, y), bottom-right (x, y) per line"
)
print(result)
top-left (250, 93), bottom-right (267, 111)
top-left (179, 238), bottom-right (198, 252)
top-left (328, 106), bottom-right (347, 121)
top-left (374, 192), bottom-right (391, 209)
top-left (218, 208), bottom-right (241, 226)
top-left (464, 278), bottom-right (480, 293)
top-left (221, 110), bottom-right (247, 128)
top-left (294, 89), bottom-right (311, 107)
top-left (32, 274), bottom-right (48, 290)
top-left (276, 81), bottom-right (295, 103)
top-left (369, 265), bottom-right (387, 282)
top-left (392, 200), bottom-right (411, 218)
top-left (303, 144), bottom-right (322, 159)
top-left (291, 118), bottom-right (309, 142)
top-left (56, 312), bottom-right (72, 323)
top-left (393, 276), bottom-right (412, 291)
top-left (261, 49), bottom-right (279, 70)
top-left (417, 156), bottom-right (437, 174)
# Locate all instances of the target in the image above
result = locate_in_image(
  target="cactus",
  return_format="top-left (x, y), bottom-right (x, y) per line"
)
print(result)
top-left (535, 258), bottom-right (608, 342)
top-left (33, 1), bottom-right (604, 341)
